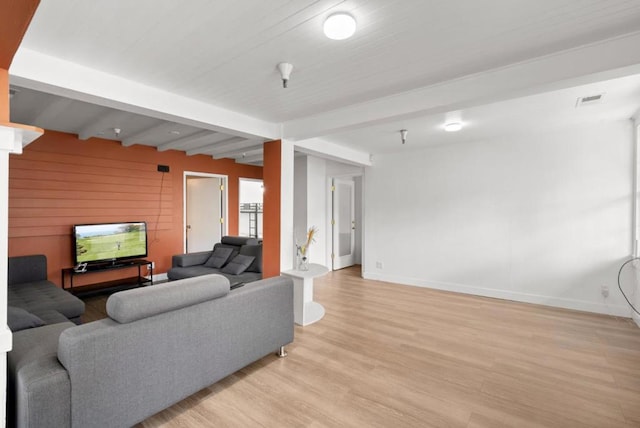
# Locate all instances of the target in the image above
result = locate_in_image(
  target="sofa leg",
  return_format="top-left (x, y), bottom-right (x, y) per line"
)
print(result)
top-left (276, 346), bottom-right (288, 358)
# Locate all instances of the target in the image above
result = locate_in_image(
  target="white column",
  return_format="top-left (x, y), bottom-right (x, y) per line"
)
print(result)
top-left (0, 127), bottom-right (22, 427)
top-left (0, 124), bottom-right (42, 427)
top-left (633, 120), bottom-right (640, 327)
top-left (280, 139), bottom-right (295, 271)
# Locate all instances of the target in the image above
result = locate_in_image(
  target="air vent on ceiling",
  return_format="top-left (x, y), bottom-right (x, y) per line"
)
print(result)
top-left (575, 93), bottom-right (604, 107)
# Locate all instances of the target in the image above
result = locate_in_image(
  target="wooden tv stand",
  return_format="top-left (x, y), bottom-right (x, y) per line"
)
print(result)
top-left (61, 259), bottom-right (153, 296)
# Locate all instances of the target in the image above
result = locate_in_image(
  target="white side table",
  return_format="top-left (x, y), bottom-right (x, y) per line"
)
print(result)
top-left (282, 263), bottom-right (329, 326)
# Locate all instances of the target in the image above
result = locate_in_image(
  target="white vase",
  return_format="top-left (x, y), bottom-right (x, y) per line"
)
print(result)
top-left (299, 256), bottom-right (309, 271)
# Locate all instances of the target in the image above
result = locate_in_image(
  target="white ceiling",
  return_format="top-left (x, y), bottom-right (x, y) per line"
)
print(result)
top-left (8, 0), bottom-right (640, 163)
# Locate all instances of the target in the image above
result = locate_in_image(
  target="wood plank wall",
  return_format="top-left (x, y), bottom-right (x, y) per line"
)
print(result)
top-left (8, 130), bottom-right (262, 287)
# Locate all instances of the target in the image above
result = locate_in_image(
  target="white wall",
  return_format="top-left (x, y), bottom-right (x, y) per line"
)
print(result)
top-left (363, 121), bottom-right (634, 316)
top-left (293, 155), bottom-right (363, 268)
top-left (293, 156), bottom-right (308, 265)
top-left (306, 156), bottom-right (327, 265)
top-left (354, 176), bottom-right (363, 264)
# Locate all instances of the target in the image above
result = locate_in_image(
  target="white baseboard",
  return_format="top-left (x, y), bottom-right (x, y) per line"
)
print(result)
top-left (362, 270), bottom-right (631, 318)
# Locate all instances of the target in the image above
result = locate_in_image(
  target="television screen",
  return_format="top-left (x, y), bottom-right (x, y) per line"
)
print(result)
top-left (74, 222), bottom-right (147, 264)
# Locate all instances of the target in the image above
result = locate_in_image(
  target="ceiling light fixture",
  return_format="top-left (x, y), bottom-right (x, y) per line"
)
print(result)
top-left (323, 13), bottom-right (356, 40)
top-left (113, 128), bottom-right (121, 137)
top-left (277, 62), bottom-right (294, 88)
top-left (444, 122), bottom-right (463, 132)
top-left (400, 129), bottom-right (408, 144)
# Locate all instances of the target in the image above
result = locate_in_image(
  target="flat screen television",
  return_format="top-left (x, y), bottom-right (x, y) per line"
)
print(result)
top-left (73, 221), bottom-right (147, 265)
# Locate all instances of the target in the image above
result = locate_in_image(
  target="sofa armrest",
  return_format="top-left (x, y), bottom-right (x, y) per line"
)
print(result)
top-left (8, 322), bottom-right (74, 428)
top-left (172, 251), bottom-right (212, 268)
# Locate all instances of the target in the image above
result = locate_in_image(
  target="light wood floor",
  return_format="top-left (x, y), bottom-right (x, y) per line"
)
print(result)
top-left (82, 267), bottom-right (640, 427)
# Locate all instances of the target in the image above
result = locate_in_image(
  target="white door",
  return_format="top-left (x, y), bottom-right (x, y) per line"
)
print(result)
top-left (332, 178), bottom-right (356, 270)
top-left (186, 177), bottom-right (222, 252)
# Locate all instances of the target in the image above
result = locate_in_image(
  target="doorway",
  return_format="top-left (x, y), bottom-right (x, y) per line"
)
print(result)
top-left (239, 178), bottom-right (263, 239)
top-left (331, 176), bottom-right (362, 270)
top-left (183, 172), bottom-right (227, 253)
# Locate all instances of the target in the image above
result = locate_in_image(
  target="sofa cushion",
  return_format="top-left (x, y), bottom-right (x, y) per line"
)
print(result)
top-left (8, 280), bottom-right (85, 320)
top-left (8, 306), bottom-right (45, 332)
top-left (107, 274), bottom-right (231, 323)
top-left (221, 254), bottom-right (255, 275)
top-left (219, 270), bottom-right (262, 284)
top-left (32, 309), bottom-right (73, 326)
top-left (167, 265), bottom-right (221, 281)
top-left (204, 246), bottom-right (233, 268)
top-left (220, 236), bottom-right (259, 246)
top-left (8, 254), bottom-right (47, 285)
top-left (173, 251), bottom-right (211, 268)
top-left (239, 244), bottom-right (262, 273)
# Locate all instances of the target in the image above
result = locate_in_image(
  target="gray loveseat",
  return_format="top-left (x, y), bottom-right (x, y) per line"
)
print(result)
top-left (8, 255), bottom-right (85, 326)
top-left (8, 273), bottom-right (294, 428)
top-left (167, 236), bottom-right (262, 283)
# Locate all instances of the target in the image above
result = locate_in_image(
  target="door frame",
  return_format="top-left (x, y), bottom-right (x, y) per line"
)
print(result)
top-left (183, 171), bottom-right (228, 253)
top-left (327, 173), bottom-right (364, 271)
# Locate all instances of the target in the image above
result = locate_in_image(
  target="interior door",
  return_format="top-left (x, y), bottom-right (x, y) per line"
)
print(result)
top-left (332, 178), bottom-right (356, 270)
top-left (186, 177), bottom-right (222, 252)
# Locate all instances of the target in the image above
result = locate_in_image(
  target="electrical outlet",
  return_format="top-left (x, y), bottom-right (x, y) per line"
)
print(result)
top-left (376, 261), bottom-right (383, 269)
top-left (601, 285), bottom-right (609, 298)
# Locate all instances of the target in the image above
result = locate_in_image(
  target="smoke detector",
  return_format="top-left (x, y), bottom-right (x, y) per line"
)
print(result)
top-left (576, 93), bottom-right (604, 107)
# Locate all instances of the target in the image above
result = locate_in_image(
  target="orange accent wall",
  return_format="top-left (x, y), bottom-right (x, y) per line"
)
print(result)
top-left (0, 0), bottom-right (40, 69)
top-left (8, 130), bottom-right (262, 286)
top-left (262, 140), bottom-right (281, 278)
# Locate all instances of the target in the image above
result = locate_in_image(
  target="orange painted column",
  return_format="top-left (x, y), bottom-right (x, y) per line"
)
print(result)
top-left (262, 140), bottom-right (282, 277)
top-left (0, 69), bottom-right (8, 121)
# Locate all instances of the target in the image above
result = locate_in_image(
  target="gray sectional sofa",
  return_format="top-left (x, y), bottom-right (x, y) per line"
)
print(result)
top-left (167, 236), bottom-right (263, 283)
top-left (7, 273), bottom-right (294, 428)
top-left (8, 255), bottom-right (85, 327)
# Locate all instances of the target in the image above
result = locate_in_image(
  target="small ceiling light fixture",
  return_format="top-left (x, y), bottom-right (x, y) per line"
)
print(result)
top-left (444, 122), bottom-right (463, 132)
top-left (277, 62), bottom-right (294, 88)
top-left (400, 129), bottom-right (408, 144)
top-left (113, 127), bottom-right (121, 137)
top-left (323, 12), bottom-right (357, 40)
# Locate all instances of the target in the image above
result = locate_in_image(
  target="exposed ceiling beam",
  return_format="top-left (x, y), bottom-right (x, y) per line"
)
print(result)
top-left (28, 96), bottom-right (74, 126)
top-left (10, 48), bottom-right (281, 140)
top-left (282, 32), bottom-right (640, 140)
top-left (159, 131), bottom-right (233, 153)
top-left (294, 138), bottom-right (372, 167)
top-left (157, 130), bottom-right (217, 152)
top-left (209, 139), bottom-right (263, 158)
top-left (77, 109), bottom-right (125, 140)
top-left (121, 122), bottom-right (176, 147)
top-left (189, 137), bottom-right (260, 156)
top-left (233, 150), bottom-right (264, 164)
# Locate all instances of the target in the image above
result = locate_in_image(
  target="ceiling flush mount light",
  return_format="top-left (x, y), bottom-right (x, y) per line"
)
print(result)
top-left (444, 122), bottom-right (463, 132)
top-left (323, 13), bottom-right (356, 40)
top-left (400, 129), bottom-right (408, 144)
top-left (277, 62), bottom-right (294, 88)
